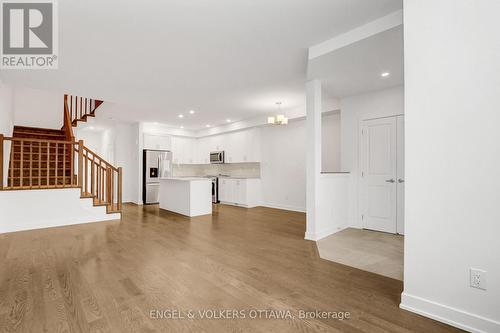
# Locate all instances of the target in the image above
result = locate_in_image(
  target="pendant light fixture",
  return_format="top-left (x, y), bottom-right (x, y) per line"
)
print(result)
top-left (267, 102), bottom-right (288, 125)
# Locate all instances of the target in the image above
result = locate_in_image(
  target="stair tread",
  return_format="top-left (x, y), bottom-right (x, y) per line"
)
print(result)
top-left (93, 199), bottom-right (109, 206)
top-left (14, 125), bottom-right (65, 133)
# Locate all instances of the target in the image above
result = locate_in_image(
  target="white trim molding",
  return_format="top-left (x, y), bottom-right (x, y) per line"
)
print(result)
top-left (305, 226), bottom-right (347, 241)
top-left (401, 293), bottom-right (500, 333)
top-left (261, 203), bottom-right (306, 213)
top-left (308, 10), bottom-right (403, 60)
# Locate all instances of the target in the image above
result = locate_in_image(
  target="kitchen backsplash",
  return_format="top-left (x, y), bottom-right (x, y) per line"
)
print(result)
top-left (173, 163), bottom-right (261, 178)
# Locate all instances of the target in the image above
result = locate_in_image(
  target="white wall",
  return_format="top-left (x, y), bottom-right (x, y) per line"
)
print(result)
top-left (401, 1), bottom-right (500, 332)
top-left (260, 113), bottom-right (342, 212)
top-left (340, 85), bottom-right (404, 227)
top-left (13, 86), bottom-right (63, 129)
top-left (0, 188), bottom-right (119, 234)
top-left (260, 120), bottom-right (307, 212)
top-left (0, 81), bottom-right (14, 186)
top-left (322, 112), bottom-right (341, 172)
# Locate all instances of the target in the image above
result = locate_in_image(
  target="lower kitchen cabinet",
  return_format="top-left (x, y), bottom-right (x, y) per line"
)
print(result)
top-left (218, 178), bottom-right (261, 208)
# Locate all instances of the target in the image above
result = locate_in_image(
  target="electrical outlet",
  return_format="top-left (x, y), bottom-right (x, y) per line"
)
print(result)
top-left (470, 268), bottom-right (487, 290)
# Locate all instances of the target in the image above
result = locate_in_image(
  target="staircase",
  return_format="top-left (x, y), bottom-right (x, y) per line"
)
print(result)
top-left (66, 95), bottom-right (103, 127)
top-left (0, 94), bottom-right (122, 215)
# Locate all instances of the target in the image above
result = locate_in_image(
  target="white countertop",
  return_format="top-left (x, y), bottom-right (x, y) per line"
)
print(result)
top-left (160, 177), bottom-right (211, 181)
top-left (217, 176), bottom-right (260, 179)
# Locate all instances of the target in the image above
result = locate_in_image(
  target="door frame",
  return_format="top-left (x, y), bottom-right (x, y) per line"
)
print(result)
top-left (357, 114), bottom-right (404, 233)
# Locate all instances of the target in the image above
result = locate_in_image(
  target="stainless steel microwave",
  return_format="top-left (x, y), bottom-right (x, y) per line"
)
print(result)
top-left (210, 151), bottom-right (225, 164)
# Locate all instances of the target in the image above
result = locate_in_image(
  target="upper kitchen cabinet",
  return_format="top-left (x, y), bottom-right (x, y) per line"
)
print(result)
top-left (225, 128), bottom-right (261, 163)
top-left (171, 136), bottom-right (197, 164)
top-left (196, 137), bottom-right (211, 164)
top-left (143, 133), bottom-right (171, 151)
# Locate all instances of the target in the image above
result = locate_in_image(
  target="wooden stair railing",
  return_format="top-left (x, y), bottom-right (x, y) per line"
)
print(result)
top-left (1, 136), bottom-right (75, 189)
top-left (0, 136), bottom-right (122, 213)
top-left (64, 94), bottom-right (103, 128)
top-left (74, 140), bottom-right (122, 213)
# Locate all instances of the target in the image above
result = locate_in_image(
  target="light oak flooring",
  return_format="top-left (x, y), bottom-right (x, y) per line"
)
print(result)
top-left (317, 228), bottom-right (404, 280)
top-left (0, 204), bottom-right (463, 333)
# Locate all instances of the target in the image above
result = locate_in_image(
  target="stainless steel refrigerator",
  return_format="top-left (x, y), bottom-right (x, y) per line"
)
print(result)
top-left (143, 149), bottom-right (172, 204)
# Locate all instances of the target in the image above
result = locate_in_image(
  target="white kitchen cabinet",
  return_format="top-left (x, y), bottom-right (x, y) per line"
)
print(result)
top-left (171, 136), bottom-right (182, 164)
top-left (220, 128), bottom-right (261, 163)
top-left (196, 137), bottom-right (210, 164)
top-left (184, 139), bottom-right (195, 164)
top-left (143, 134), bottom-right (171, 151)
top-left (218, 178), bottom-right (261, 208)
top-left (171, 136), bottom-right (197, 164)
top-left (169, 127), bottom-right (262, 165)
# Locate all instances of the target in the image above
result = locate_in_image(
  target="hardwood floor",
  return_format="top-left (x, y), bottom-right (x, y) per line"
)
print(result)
top-left (0, 204), bottom-right (463, 333)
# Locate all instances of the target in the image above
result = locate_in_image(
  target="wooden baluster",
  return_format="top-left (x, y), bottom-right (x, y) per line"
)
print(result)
top-left (80, 97), bottom-right (83, 119)
top-left (99, 166), bottom-right (102, 202)
top-left (0, 134), bottom-right (3, 189)
top-left (62, 143), bottom-right (66, 186)
top-left (38, 142), bottom-right (41, 188)
top-left (101, 167), bottom-right (104, 202)
top-left (97, 165), bottom-right (101, 202)
top-left (106, 167), bottom-right (111, 206)
top-left (55, 142), bottom-right (58, 187)
top-left (20, 141), bottom-right (23, 187)
top-left (91, 156), bottom-right (95, 196)
top-left (78, 140), bottom-right (83, 194)
top-left (85, 150), bottom-right (89, 194)
top-left (70, 142), bottom-right (74, 185)
top-left (46, 142), bottom-right (49, 187)
top-left (10, 140), bottom-right (14, 187)
top-left (29, 143), bottom-right (32, 188)
top-left (70, 95), bottom-right (73, 121)
top-left (85, 98), bottom-right (88, 115)
top-left (118, 167), bottom-right (122, 211)
top-left (108, 167), bottom-right (114, 208)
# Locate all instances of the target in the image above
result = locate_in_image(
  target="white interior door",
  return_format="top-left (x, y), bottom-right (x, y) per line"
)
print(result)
top-left (361, 117), bottom-right (397, 233)
top-left (396, 115), bottom-right (405, 234)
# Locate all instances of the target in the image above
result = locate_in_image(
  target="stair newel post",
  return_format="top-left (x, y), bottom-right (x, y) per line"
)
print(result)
top-left (0, 134), bottom-right (3, 189)
top-left (78, 140), bottom-right (84, 195)
top-left (118, 167), bottom-right (122, 211)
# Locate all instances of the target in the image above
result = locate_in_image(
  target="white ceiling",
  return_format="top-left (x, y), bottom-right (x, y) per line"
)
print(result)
top-left (0, 0), bottom-right (402, 130)
top-left (308, 25), bottom-right (404, 98)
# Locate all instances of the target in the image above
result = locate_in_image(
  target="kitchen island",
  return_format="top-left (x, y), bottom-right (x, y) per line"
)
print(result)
top-left (159, 177), bottom-right (212, 217)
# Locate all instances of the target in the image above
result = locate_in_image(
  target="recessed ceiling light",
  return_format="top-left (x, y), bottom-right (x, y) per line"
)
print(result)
top-left (180, 126), bottom-right (184, 129)
top-left (189, 110), bottom-right (195, 114)
top-left (206, 124), bottom-right (211, 128)
top-left (178, 114), bottom-right (184, 118)
top-left (153, 122), bottom-right (159, 125)
top-left (381, 72), bottom-right (390, 78)
top-left (89, 126), bottom-right (95, 130)
top-left (226, 119), bottom-right (231, 123)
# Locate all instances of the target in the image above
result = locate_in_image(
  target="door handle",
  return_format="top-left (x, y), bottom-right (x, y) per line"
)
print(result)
top-left (385, 179), bottom-right (395, 183)
top-left (398, 179), bottom-right (405, 183)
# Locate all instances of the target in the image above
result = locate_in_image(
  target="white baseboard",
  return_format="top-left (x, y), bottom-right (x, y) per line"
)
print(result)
top-left (305, 226), bottom-right (346, 241)
top-left (261, 203), bottom-right (306, 213)
top-left (400, 292), bottom-right (500, 333)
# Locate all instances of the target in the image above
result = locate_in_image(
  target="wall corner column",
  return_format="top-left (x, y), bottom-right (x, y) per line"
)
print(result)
top-left (305, 79), bottom-right (322, 240)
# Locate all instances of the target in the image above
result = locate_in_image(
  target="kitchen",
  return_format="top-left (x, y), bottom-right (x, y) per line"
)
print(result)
top-left (142, 127), bottom-right (263, 217)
